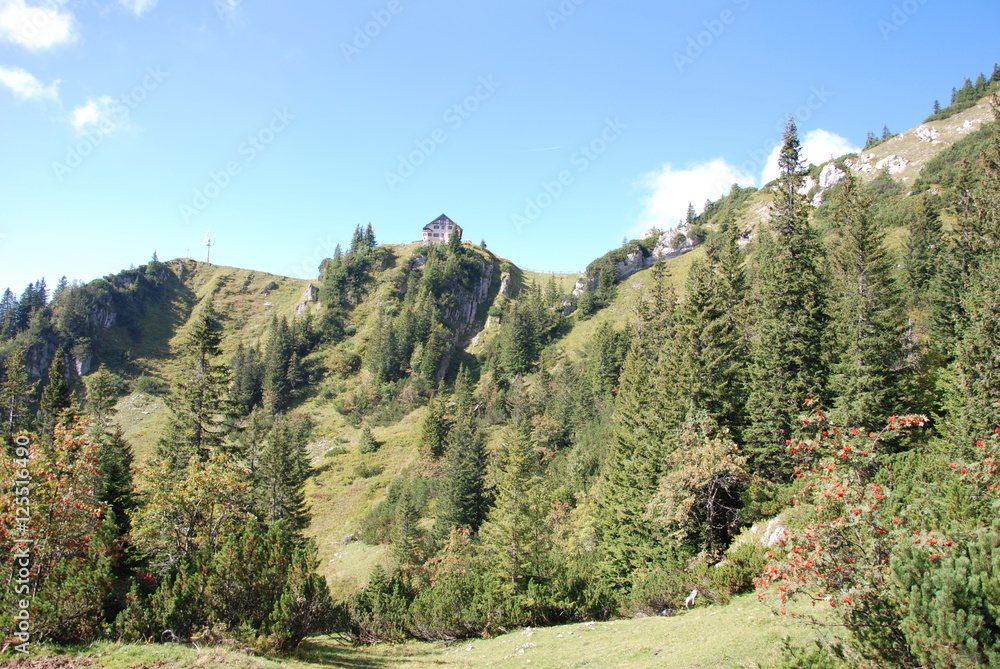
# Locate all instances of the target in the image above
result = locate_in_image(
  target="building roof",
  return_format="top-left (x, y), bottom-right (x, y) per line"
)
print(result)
top-left (422, 214), bottom-right (461, 231)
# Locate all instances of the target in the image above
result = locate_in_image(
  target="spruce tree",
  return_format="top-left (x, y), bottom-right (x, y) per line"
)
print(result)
top-left (744, 117), bottom-right (828, 477)
top-left (680, 221), bottom-right (748, 433)
top-left (1, 347), bottom-right (36, 439)
top-left (0, 288), bottom-right (17, 339)
top-left (263, 317), bottom-right (292, 414)
top-left (593, 281), bottom-right (686, 587)
top-left (85, 365), bottom-right (135, 538)
top-left (420, 397), bottom-right (449, 457)
top-left (434, 409), bottom-right (487, 539)
top-left (156, 310), bottom-right (234, 464)
top-left (828, 175), bottom-right (907, 429)
top-left (39, 350), bottom-right (74, 441)
top-left (230, 343), bottom-right (263, 413)
top-left (479, 430), bottom-right (550, 595)
top-left (256, 413), bottom-right (312, 530)
top-left (390, 489), bottom-right (423, 569)
top-left (904, 194), bottom-right (943, 304)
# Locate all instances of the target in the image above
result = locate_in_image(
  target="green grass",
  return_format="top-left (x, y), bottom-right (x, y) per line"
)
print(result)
top-left (551, 245), bottom-right (705, 360)
top-left (16, 592), bottom-right (828, 668)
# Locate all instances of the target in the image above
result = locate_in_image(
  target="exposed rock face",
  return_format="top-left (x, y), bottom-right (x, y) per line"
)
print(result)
top-left (295, 283), bottom-right (320, 315)
top-left (798, 175), bottom-right (817, 196)
top-left (819, 162), bottom-right (847, 189)
top-left (958, 118), bottom-right (983, 135)
top-left (443, 261), bottom-right (494, 339)
top-left (74, 349), bottom-right (93, 376)
top-left (409, 254), bottom-right (427, 269)
top-left (572, 275), bottom-right (597, 297)
top-left (654, 226), bottom-right (697, 260)
top-left (260, 281), bottom-right (279, 295)
top-left (845, 153), bottom-right (877, 174)
top-left (615, 249), bottom-right (645, 280)
top-left (499, 272), bottom-right (514, 298)
top-left (876, 154), bottom-right (909, 174)
top-left (915, 124), bottom-right (941, 144)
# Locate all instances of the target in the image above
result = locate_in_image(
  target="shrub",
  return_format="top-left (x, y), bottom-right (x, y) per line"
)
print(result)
top-left (132, 374), bottom-right (169, 396)
top-left (710, 542), bottom-right (769, 595)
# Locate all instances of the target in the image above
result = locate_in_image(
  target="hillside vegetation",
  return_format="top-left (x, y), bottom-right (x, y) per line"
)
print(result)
top-left (2, 69), bottom-right (1000, 668)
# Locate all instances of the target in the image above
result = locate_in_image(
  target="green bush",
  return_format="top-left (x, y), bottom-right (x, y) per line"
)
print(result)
top-left (891, 523), bottom-right (1000, 668)
top-left (771, 640), bottom-right (851, 669)
top-left (711, 542), bottom-right (769, 595)
top-left (132, 374), bottom-right (169, 396)
top-left (354, 462), bottom-right (384, 479)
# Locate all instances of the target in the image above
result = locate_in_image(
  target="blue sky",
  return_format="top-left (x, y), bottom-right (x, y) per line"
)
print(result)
top-left (0, 0), bottom-right (998, 293)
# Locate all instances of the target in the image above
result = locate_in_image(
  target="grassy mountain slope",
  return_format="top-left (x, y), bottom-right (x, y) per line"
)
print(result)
top-left (19, 592), bottom-right (825, 668)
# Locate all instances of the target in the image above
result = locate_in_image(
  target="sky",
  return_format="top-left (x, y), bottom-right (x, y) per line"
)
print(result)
top-left (0, 0), bottom-right (998, 293)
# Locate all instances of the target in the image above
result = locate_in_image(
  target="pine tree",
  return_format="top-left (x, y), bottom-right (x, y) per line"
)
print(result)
top-left (744, 117), bottom-right (828, 477)
top-left (363, 223), bottom-right (377, 248)
top-left (156, 310), bottom-right (234, 464)
top-left (39, 350), bottom-right (74, 441)
top-left (904, 194), bottom-right (943, 303)
top-left (84, 365), bottom-right (135, 538)
top-left (434, 409), bottom-right (487, 539)
top-left (593, 284), bottom-right (686, 586)
top-left (256, 413), bottom-right (312, 530)
top-left (391, 489), bottom-right (423, 569)
top-left (680, 222), bottom-right (749, 433)
top-left (421, 397), bottom-right (450, 457)
top-left (685, 202), bottom-right (696, 226)
top-left (479, 430), bottom-right (550, 595)
top-left (52, 276), bottom-right (69, 302)
top-left (1, 347), bottom-right (36, 439)
top-left (828, 175), bottom-right (907, 429)
top-left (230, 343), bottom-right (263, 413)
top-left (0, 288), bottom-right (16, 338)
top-left (933, 99), bottom-right (941, 115)
top-left (263, 316), bottom-right (293, 414)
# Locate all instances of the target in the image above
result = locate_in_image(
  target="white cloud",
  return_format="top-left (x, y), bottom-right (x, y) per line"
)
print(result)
top-left (635, 158), bottom-right (757, 233)
top-left (70, 96), bottom-right (128, 136)
top-left (118, 0), bottom-right (157, 17)
top-left (0, 0), bottom-right (75, 50)
top-left (760, 129), bottom-right (860, 185)
top-left (0, 64), bottom-right (59, 100)
top-left (214, 0), bottom-right (242, 25)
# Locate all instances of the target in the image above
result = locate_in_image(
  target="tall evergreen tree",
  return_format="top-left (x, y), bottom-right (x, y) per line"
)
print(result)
top-left (230, 343), bottom-right (263, 413)
top-left (945, 110), bottom-right (1000, 447)
top-left (39, 350), bottom-right (74, 441)
top-left (156, 310), bottom-right (234, 464)
top-left (479, 429), bottom-right (550, 595)
top-left (0, 288), bottom-right (16, 339)
top-left (744, 117), bottom-right (828, 476)
top-left (904, 194), bottom-right (943, 303)
top-left (1, 347), bottom-right (36, 440)
top-left (680, 221), bottom-right (749, 432)
top-left (593, 280), bottom-right (686, 587)
top-left (263, 317), bottom-right (293, 414)
top-left (434, 409), bottom-right (487, 539)
top-left (828, 175), bottom-right (907, 429)
top-left (420, 397), bottom-right (450, 457)
top-left (256, 413), bottom-right (312, 530)
top-left (390, 489), bottom-right (423, 569)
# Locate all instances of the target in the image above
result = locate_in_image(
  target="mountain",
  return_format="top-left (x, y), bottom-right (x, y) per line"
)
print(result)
top-left (2, 69), bottom-right (1000, 665)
